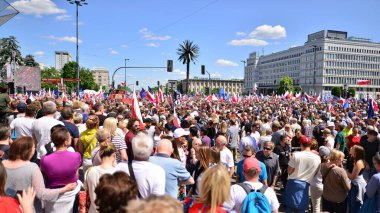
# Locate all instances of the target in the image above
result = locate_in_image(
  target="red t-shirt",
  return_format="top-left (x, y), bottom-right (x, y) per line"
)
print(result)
top-left (0, 196), bottom-right (22, 213)
top-left (347, 135), bottom-right (361, 149)
top-left (188, 202), bottom-right (230, 213)
top-left (125, 131), bottom-right (135, 161)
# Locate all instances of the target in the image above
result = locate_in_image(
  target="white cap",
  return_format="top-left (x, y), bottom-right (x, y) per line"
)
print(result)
top-left (326, 121), bottom-right (335, 127)
top-left (173, 128), bottom-right (189, 139)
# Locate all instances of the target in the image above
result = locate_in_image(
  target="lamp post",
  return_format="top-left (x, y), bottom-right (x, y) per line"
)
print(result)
top-left (241, 60), bottom-right (247, 94)
top-left (124, 58), bottom-right (129, 90)
top-left (67, 0), bottom-right (87, 96)
top-left (312, 45), bottom-right (317, 95)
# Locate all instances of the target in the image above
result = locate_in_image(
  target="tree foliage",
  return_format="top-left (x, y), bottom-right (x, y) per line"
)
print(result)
top-left (23, 54), bottom-right (39, 67)
top-left (278, 76), bottom-right (294, 95)
top-left (177, 40), bottom-right (199, 94)
top-left (61, 62), bottom-right (97, 91)
top-left (0, 36), bottom-right (24, 80)
top-left (348, 88), bottom-right (356, 97)
top-left (211, 87), bottom-right (219, 95)
top-left (331, 86), bottom-right (342, 97)
top-left (41, 67), bottom-right (60, 90)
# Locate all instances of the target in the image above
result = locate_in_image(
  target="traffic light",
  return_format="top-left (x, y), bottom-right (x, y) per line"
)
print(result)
top-left (201, 65), bottom-right (205, 75)
top-left (157, 81), bottom-right (160, 86)
top-left (136, 81), bottom-right (139, 86)
top-left (112, 81), bottom-right (115, 88)
top-left (167, 60), bottom-right (173, 72)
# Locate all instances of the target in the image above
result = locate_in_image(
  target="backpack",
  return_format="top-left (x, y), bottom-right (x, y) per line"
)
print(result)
top-left (238, 183), bottom-right (271, 213)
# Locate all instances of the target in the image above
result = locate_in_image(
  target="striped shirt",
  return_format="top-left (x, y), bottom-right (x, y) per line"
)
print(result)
top-left (111, 135), bottom-right (127, 162)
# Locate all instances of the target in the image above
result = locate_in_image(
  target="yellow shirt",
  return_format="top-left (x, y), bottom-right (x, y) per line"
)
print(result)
top-left (343, 127), bottom-right (352, 137)
top-left (80, 128), bottom-right (98, 159)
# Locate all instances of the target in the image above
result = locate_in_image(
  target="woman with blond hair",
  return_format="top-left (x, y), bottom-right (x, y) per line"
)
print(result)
top-left (78, 115), bottom-right (99, 174)
top-left (188, 164), bottom-right (232, 213)
top-left (190, 145), bottom-right (211, 196)
top-left (102, 117), bottom-right (128, 163)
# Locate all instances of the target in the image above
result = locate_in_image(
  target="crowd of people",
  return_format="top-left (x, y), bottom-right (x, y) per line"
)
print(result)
top-left (0, 85), bottom-right (379, 213)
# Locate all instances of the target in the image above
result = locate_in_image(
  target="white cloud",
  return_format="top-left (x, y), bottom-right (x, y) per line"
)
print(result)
top-left (47, 35), bottom-right (82, 44)
top-left (139, 28), bottom-right (171, 41)
top-left (110, 50), bottom-right (118, 55)
top-left (249, 25), bottom-right (286, 39)
top-left (236, 32), bottom-right (246, 36)
top-left (210, 72), bottom-right (222, 78)
top-left (55, 14), bottom-right (71, 21)
top-left (216, 59), bottom-right (239, 67)
top-left (121, 44), bottom-right (128, 48)
top-left (33, 51), bottom-right (44, 57)
top-left (12, 0), bottom-right (66, 17)
top-left (146, 42), bottom-right (160, 47)
top-left (228, 38), bottom-right (268, 46)
top-left (173, 68), bottom-right (186, 76)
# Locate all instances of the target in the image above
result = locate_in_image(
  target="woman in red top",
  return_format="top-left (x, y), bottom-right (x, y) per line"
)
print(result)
top-left (0, 162), bottom-right (35, 213)
top-left (347, 127), bottom-right (361, 150)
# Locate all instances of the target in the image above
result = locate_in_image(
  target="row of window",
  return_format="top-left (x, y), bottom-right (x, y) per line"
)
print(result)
top-left (324, 69), bottom-right (378, 77)
top-left (260, 52), bottom-right (303, 65)
top-left (323, 77), bottom-right (380, 85)
top-left (325, 53), bottom-right (380, 62)
top-left (324, 61), bottom-right (380, 69)
top-left (328, 46), bottom-right (380, 54)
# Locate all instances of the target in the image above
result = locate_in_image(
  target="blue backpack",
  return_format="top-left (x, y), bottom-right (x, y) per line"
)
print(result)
top-left (238, 183), bottom-right (271, 213)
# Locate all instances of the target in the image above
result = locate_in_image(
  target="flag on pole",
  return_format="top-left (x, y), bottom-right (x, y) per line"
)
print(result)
top-left (253, 83), bottom-right (257, 94)
top-left (131, 86), bottom-right (144, 129)
top-left (139, 88), bottom-right (147, 99)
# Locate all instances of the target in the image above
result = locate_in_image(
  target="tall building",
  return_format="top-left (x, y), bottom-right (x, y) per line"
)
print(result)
top-left (245, 30), bottom-right (380, 98)
top-left (91, 67), bottom-right (110, 90)
top-left (54, 51), bottom-right (71, 70)
top-left (180, 77), bottom-right (243, 94)
top-left (244, 52), bottom-right (259, 94)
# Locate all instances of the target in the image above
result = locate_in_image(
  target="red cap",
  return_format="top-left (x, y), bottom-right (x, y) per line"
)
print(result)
top-left (300, 136), bottom-right (312, 145)
top-left (243, 158), bottom-right (262, 173)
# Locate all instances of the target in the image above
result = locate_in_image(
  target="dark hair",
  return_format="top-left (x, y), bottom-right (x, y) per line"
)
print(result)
top-left (25, 104), bottom-right (38, 117)
top-left (127, 118), bottom-right (139, 130)
top-left (0, 86), bottom-right (7, 93)
top-left (61, 106), bottom-right (73, 120)
top-left (352, 145), bottom-right (365, 163)
top-left (0, 124), bottom-right (10, 141)
top-left (8, 136), bottom-right (34, 161)
top-left (93, 103), bottom-right (103, 112)
top-left (95, 171), bottom-right (138, 213)
top-left (180, 120), bottom-right (190, 129)
top-left (373, 153), bottom-right (380, 165)
top-left (0, 162), bottom-right (6, 196)
top-left (189, 126), bottom-right (198, 137)
top-left (51, 127), bottom-right (70, 148)
top-left (200, 127), bottom-right (208, 135)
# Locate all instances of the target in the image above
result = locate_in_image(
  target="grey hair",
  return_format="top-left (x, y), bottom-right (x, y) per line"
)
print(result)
top-left (81, 104), bottom-right (89, 112)
top-left (243, 144), bottom-right (255, 153)
top-left (43, 101), bottom-right (57, 115)
top-left (132, 132), bottom-right (153, 160)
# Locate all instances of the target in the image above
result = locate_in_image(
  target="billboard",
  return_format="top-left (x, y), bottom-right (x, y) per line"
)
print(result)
top-left (15, 66), bottom-right (41, 91)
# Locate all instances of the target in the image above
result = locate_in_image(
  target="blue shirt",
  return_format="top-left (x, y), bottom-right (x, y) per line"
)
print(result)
top-left (150, 153), bottom-right (191, 198)
top-left (366, 172), bottom-right (380, 211)
top-left (236, 158), bottom-right (267, 183)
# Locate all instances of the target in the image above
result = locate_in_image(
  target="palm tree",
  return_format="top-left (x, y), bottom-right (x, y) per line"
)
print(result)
top-left (177, 40), bottom-right (199, 94)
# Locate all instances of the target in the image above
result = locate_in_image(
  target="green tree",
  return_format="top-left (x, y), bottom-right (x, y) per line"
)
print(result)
top-left (331, 86), bottom-right (342, 97)
top-left (348, 87), bottom-right (356, 97)
top-left (23, 54), bottom-right (39, 67)
top-left (177, 40), bottom-right (200, 94)
top-left (211, 87), bottom-right (219, 95)
top-left (278, 76), bottom-right (294, 95)
top-left (0, 36), bottom-right (24, 80)
top-left (41, 67), bottom-right (61, 90)
top-left (61, 62), bottom-right (97, 91)
top-left (176, 82), bottom-right (182, 93)
top-left (294, 86), bottom-right (303, 93)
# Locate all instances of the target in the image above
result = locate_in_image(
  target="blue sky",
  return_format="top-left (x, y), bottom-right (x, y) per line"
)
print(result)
top-left (4, 0), bottom-right (380, 89)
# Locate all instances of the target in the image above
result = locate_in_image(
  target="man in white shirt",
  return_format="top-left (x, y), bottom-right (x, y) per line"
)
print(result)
top-left (228, 157), bottom-right (280, 213)
top-left (115, 133), bottom-right (165, 198)
top-left (32, 101), bottom-right (64, 160)
top-left (10, 104), bottom-right (37, 137)
top-left (216, 135), bottom-right (234, 177)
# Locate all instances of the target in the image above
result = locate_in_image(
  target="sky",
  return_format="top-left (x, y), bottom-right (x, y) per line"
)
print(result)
top-left (3, 0), bottom-right (380, 89)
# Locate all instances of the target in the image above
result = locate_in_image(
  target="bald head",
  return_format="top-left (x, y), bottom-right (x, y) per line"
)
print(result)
top-left (157, 139), bottom-right (174, 156)
top-left (216, 135), bottom-right (227, 148)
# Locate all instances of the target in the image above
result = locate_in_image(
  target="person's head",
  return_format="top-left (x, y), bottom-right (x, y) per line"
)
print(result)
top-left (43, 101), bottom-right (57, 115)
top-left (197, 145), bottom-right (211, 170)
top-left (192, 138), bottom-right (202, 151)
top-left (329, 149), bottom-right (345, 165)
top-left (352, 127), bottom-right (359, 135)
top-left (280, 135), bottom-right (289, 145)
top-left (99, 141), bottom-right (116, 160)
top-left (271, 121), bottom-right (281, 131)
top-left (372, 153), bottom-right (380, 172)
top-left (243, 157), bottom-right (262, 181)
top-left (126, 195), bottom-right (182, 213)
top-left (262, 141), bottom-right (274, 157)
top-left (73, 112), bottom-right (83, 124)
top-left (349, 145), bottom-right (365, 162)
top-left (173, 128), bottom-right (188, 144)
top-left (25, 104), bottom-right (37, 117)
top-left (300, 136), bottom-right (312, 150)
top-left (220, 121), bottom-right (227, 134)
top-left (154, 123), bottom-right (163, 134)
top-left (243, 145), bottom-right (255, 158)
top-left (96, 129), bottom-right (111, 144)
top-left (16, 102), bottom-right (27, 113)
top-left (189, 126), bottom-right (198, 137)
top-left (8, 136), bottom-right (35, 161)
top-left (0, 85), bottom-right (7, 93)
top-left (295, 129), bottom-right (302, 138)
top-left (103, 117), bottom-right (118, 136)
top-left (200, 127), bottom-right (208, 136)
top-left (156, 139), bottom-right (173, 156)
top-left (51, 126), bottom-right (71, 148)
top-left (367, 130), bottom-right (378, 141)
top-left (0, 124), bottom-right (11, 141)
top-left (210, 146), bottom-right (220, 164)
top-left (215, 135), bottom-right (227, 148)
top-left (61, 106), bottom-right (74, 120)
top-left (127, 118), bottom-right (140, 133)
top-left (319, 146), bottom-right (330, 163)
top-left (86, 115), bottom-right (99, 130)
top-left (199, 165), bottom-right (230, 213)
top-left (93, 103), bottom-right (104, 113)
top-left (132, 133), bottom-right (153, 161)
top-left (95, 171), bottom-right (138, 213)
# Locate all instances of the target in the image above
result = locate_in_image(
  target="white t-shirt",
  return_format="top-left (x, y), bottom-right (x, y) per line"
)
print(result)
top-left (220, 147), bottom-right (234, 171)
top-left (251, 131), bottom-right (261, 144)
top-left (325, 136), bottom-right (335, 150)
top-left (114, 160), bottom-right (165, 198)
top-left (10, 117), bottom-right (35, 137)
top-left (288, 151), bottom-right (321, 183)
top-left (32, 116), bottom-right (64, 159)
top-left (228, 181), bottom-right (280, 213)
top-left (259, 135), bottom-right (272, 150)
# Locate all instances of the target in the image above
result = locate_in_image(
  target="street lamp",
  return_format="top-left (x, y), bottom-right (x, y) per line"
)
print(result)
top-left (311, 45), bottom-right (317, 95)
top-left (67, 0), bottom-right (88, 96)
top-left (124, 58), bottom-right (130, 89)
top-left (241, 60), bottom-right (247, 94)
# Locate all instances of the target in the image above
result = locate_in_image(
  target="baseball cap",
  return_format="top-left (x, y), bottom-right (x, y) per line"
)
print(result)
top-left (17, 102), bottom-right (27, 112)
top-left (300, 136), bottom-right (312, 145)
top-left (173, 128), bottom-right (189, 139)
top-left (319, 146), bottom-right (331, 157)
top-left (243, 158), bottom-right (262, 173)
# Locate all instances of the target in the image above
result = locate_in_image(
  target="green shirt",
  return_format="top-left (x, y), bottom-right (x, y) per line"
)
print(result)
top-left (335, 131), bottom-right (346, 152)
top-left (0, 93), bottom-right (10, 108)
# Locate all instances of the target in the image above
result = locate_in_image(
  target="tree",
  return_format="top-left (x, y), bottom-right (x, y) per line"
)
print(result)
top-left (294, 86), bottom-right (303, 93)
top-left (41, 67), bottom-right (61, 90)
top-left (331, 86), bottom-right (342, 97)
top-left (23, 54), bottom-right (39, 67)
top-left (211, 87), bottom-right (219, 95)
top-left (61, 62), bottom-right (97, 91)
top-left (278, 76), bottom-right (294, 95)
top-left (348, 87), bottom-right (356, 97)
top-left (0, 36), bottom-right (24, 80)
top-left (177, 40), bottom-right (199, 94)
top-left (176, 82), bottom-right (183, 94)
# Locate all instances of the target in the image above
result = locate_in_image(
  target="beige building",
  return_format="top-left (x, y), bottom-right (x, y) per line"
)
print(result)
top-left (91, 67), bottom-right (110, 89)
top-left (180, 77), bottom-right (243, 94)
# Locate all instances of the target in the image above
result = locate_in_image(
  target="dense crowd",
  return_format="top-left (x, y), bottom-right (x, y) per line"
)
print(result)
top-left (0, 85), bottom-right (379, 213)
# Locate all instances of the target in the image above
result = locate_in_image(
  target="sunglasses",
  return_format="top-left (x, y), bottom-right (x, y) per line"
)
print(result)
top-left (263, 147), bottom-right (272, 151)
top-left (243, 154), bottom-right (252, 158)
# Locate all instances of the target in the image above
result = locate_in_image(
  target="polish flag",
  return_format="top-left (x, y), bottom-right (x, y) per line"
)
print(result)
top-left (62, 91), bottom-right (68, 102)
top-left (131, 87), bottom-right (144, 129)
top-left (314, 93), bottom-right (321, 102)
top-left (372, 99), bottom-right (379, 112)
top-left (173, 107), bottom-right (181, 128)
top-left (146, 91), bottom-right (156, 103)
top-left (120, 82), bottom-right (126, 86)
top-left (357, 80), bottom-right (371, 85)
top-left (205, 95), bottom-right (218, 101)
top-left (339, 97), bottom-right (345, 105)
top-left (158, 87), bottom-right (164, 103)
top-left (295, 93), bottom-right (301, 100)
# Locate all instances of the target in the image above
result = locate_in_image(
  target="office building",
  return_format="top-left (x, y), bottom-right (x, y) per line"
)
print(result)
top-left (91, 67), bottom-right (110, 90)
top-left (180, 77), bottom-right (243, 94)
top-left (54, 51), bottom-right (71, 70)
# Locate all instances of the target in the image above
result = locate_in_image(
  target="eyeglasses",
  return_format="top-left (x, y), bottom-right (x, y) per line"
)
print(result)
top-left (243, 154), bottom-right (252, 158)
top-left (263, 147), bottom-right (272, 151)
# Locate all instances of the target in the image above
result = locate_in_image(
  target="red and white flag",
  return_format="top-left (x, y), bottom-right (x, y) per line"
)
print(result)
top-left (158, 87), bottom-right (164, 103)
top-left (173, 107), bottom-right (181, 128)
top-left (62, 91), bottom-right (68, 102)
top-left (131, 87), bottom-right (144, 129)
top-left (357, 80), bottom-right (371, 85)
top-left (120, 82), bottom-right (126, 86)
top-left (205, 95), bottom-right (218, 101)
top-left (146, 91), bottom-right (156, 103)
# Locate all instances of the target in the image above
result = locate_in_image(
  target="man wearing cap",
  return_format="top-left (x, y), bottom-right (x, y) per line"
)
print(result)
top-left (173, 128), bottom-right (189, 165)
top-left (361, 130), bottom-right (380, 180)
top-left (228, 157), bottom-right (280, 213)
top-left (285, 136), bottom-right (321, 212)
